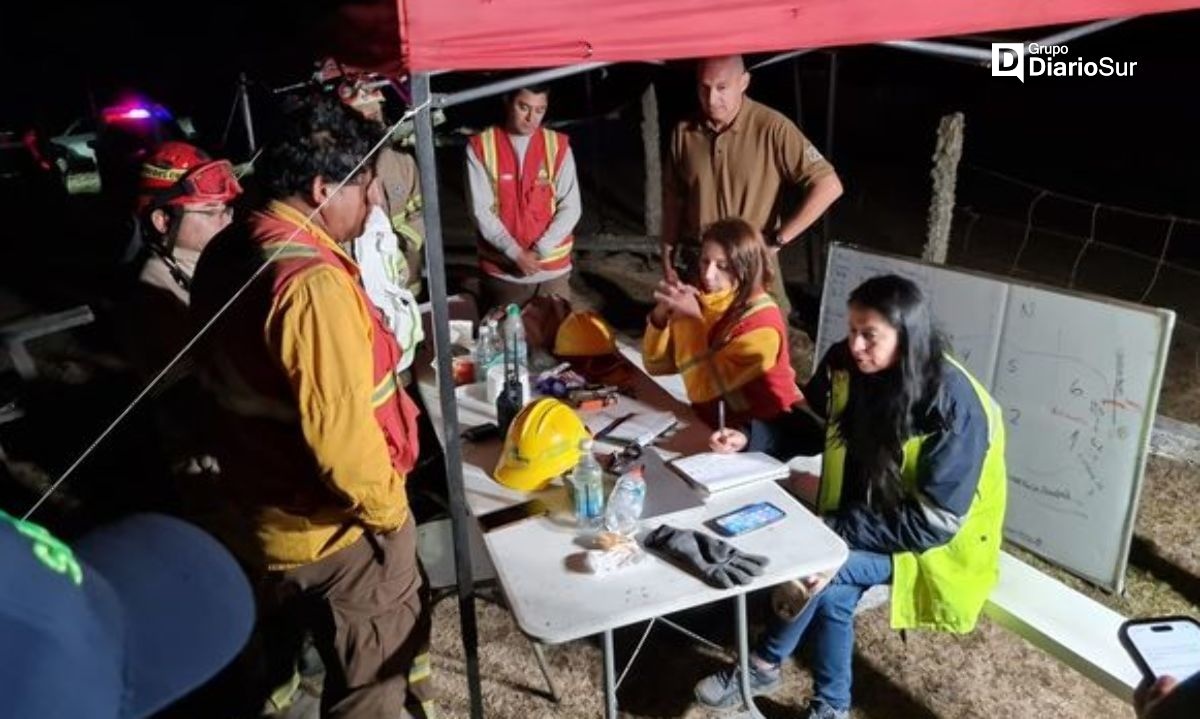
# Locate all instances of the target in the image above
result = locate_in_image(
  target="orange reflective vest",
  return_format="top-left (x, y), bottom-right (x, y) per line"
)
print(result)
top-left (695, 295), bottom-right (802, 427)
top-left (468, 126), bottom-right (574, 277)
top-left (192, 203), bottom-right (420, 568)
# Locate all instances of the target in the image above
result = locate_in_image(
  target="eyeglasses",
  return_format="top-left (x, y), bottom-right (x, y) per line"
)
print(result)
top-left (180, 205), bottom-right (233, 219)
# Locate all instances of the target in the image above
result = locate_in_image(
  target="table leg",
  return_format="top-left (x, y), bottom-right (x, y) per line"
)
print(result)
top-left (736, 593), bottom-right (766, 719)
top-left (603, 628), bottom-right (618, 719)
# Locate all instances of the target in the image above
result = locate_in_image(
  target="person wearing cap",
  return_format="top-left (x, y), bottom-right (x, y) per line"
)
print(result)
top-left (0, 509), bottom-right (254, 718)
top-left (466, 84), bottom-right (581, 311)
top-left (190, 93), bottom-right (434, 718)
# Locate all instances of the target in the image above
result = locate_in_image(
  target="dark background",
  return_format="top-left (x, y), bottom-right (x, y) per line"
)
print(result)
top-left (2, 4), bottom-right (1196, 206)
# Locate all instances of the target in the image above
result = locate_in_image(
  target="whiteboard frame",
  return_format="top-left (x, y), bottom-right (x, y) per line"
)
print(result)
top-left (815, 242), bottom-right (1176, 593)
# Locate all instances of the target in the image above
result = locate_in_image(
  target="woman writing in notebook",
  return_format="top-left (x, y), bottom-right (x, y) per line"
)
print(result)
top-left (642, 217), bottom-right (802, 429)
top-left (694, 275), bottom-right (1008, 719)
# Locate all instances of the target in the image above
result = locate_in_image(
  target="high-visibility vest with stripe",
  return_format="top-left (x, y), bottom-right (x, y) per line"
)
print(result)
top-left (468, 127), bottom-right (573, 277)
top-left (819, 356), bottom-right (1007, 633)
top-left (692, 295), bottom-right (801, 428)
top-left (193, 204), bottom-right (421, 530)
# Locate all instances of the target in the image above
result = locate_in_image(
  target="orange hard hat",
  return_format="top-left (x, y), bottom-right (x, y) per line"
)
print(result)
top-left (554, 311), bottom-right (618, 358)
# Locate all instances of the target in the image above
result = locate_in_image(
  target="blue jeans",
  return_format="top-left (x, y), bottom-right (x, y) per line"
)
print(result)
top-left (757, 550), bottom-right (893, 711)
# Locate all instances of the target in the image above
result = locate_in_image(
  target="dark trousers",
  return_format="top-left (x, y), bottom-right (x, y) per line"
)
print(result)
top-left (267, 520), bottom-right (435, 718)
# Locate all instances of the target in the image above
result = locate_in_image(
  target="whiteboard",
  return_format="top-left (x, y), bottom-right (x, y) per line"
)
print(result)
top-left (818, 248), bottom-right (1007, 383)
top-left (816, 243), bottom-right (1175, 592)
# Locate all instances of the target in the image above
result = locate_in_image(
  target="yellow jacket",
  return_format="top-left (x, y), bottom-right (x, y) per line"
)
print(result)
top-left (643, 288), bottom-right (799, 426)
top-left (192, 201), bottom-right (413, 570)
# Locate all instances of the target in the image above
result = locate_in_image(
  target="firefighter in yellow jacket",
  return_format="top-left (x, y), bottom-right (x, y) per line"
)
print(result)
top-left (190, 94), bottom-right (434, 719)
top-left (643, 218), bottom-right (802, 429)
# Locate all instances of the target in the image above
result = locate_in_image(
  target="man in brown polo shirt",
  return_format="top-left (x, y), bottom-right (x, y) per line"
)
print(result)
top-left (662, 54), bottom-right (844, 318)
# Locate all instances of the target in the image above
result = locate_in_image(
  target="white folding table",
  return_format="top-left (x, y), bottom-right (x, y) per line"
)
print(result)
top-left (417, 347), bottom-right (847, 718)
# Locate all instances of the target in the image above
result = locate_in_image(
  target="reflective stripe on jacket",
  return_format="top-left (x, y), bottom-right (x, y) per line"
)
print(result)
top-left (468, 126), bottom-right (573, 277)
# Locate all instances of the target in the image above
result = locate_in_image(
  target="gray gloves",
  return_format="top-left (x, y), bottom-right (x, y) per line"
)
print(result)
top-left (642, 525), bottom-right (769, 588)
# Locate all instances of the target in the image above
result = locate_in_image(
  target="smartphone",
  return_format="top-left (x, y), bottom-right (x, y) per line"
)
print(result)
top-left (461, 422), bottom-right (500, 442)
top-left (706, 501), bottom-right (786, 537)
top-left (477, 499), bottom-right (549, 533)
top-left (1119, 616), bottom-right (1200, 683)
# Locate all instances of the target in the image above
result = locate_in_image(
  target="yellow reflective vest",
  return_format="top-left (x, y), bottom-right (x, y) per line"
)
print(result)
top-left (819, 357), bottom-right (1007, 633)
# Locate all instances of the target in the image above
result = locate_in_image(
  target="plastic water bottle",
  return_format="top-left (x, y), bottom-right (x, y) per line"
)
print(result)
top-left (475, 319), bottom-right (499, 382)
top-left (604, 466), bottom-right (646, 536)
top-left (570, 439), bottom-right (605, 529)
top-left (503, 303), bottom-right (529, 371)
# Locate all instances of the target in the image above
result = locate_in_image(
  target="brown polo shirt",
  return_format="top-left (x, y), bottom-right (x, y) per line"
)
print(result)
top-left (664, 97), bottom-right (834, 246)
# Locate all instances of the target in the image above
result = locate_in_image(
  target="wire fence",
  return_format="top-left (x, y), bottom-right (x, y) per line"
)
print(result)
top-left (953, 163), bottom-right (1200, 330)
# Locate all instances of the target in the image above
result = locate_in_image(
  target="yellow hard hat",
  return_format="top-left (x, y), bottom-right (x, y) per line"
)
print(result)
top-left (554, 311), bottom-right (618, 358)
top-left (494, 398), bottom-right (591, 492)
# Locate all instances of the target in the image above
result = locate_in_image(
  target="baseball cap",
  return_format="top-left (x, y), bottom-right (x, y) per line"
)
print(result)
top-left (0, 510), bottom-right (255, 718)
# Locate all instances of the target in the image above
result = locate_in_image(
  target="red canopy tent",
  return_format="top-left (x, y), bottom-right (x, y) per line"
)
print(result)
top-left (342, 2), bottom-right (1200, 716)
top-left (398, 0), bottom-right (1193, 70)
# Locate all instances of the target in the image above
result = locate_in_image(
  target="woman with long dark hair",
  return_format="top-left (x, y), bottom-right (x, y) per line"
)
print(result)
top-left (642, 217), bottom-right (802, 428)
top-left (696, 275), bottom-right (1008, 719)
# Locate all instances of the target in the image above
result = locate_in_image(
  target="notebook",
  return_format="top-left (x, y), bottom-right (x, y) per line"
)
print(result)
top-left (592, 411), bottom-right (678, 447)
top-left (668, 451), bottom-right (790, 495)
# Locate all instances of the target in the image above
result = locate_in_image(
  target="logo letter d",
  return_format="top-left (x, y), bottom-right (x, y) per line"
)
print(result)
top-left (991, 43), bottom-right (1025, 82)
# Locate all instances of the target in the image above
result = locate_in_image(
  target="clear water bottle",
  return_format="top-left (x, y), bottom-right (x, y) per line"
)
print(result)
top-left (570, 439), bottom-right (605, 529)
top-left (503, 303), bottom-right (529, 371)
top-left (475, 319), bottom-right (499, 382)
top-left (604, 466), bottom-right (646, 536)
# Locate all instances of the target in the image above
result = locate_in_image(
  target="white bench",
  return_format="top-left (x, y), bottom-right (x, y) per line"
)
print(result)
top-left (619, 343), bottom-right (1143, 703)
top-left (985, 551), bottom-right (1141, 701)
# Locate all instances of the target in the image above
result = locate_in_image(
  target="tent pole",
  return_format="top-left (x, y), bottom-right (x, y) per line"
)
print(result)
top-left (1035, 17), bottom-right (1129, 46)
top-left (882, 40), bottom-right (991, 63)
top-left (411, 72), bottom-right (485, 719)
top-left (883, 17), bottom-right (1131, 66)
top-left (238, 72), bottom-right (257, 153)
top-left (818, 51), bottom-right (838, 284)
top-left (438, 62), bottom-right (608, 108)
top-left (749, 48), bottom-right (815, 72)
top-left (793, 57), bottom-right (820, 286)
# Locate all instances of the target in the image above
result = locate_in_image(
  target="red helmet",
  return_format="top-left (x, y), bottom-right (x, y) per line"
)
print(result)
top-left (137, 141), bottom-right (242, 213)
